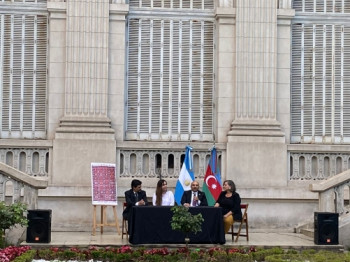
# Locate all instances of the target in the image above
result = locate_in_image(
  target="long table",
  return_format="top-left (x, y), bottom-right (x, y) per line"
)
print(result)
top-left (128, 206), bottom-right (225, 244)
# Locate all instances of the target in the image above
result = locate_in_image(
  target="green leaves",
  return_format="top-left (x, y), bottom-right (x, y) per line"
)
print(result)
top-left (0, 202), bottom-right (28, 232)
top-left (170, 206), bottom-right (204, 235)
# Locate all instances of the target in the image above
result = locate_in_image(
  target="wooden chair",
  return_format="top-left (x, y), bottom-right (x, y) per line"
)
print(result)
top-left (227, 203), bottom-right (249, 242)
top-left (121, 202), bottom-right (128, 239)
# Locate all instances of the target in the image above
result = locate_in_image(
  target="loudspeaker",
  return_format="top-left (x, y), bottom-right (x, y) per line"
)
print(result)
top-left (26, 209), bottom-right (51, 243)
top-left (314, 212), bottom-right (338, 245)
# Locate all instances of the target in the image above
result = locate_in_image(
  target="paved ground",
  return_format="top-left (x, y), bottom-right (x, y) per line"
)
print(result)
top-left (23, 231), bottom-right (344, 251)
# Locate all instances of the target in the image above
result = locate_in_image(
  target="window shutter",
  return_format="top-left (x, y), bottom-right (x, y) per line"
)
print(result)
top-left (126, 0), bottom-right (215, 141)
top-left (291, 23), bottom-right (302, 142)
top-left (0, 3), bottom-right (47, 139)
top-left (344, 26), bottom-right (350, 137)
top-left (292, 0), bottom-right (350, 143)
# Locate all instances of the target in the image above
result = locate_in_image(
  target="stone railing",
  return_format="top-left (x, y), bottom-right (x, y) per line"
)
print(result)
top-left (0, 162), bottom-right (48, 209)
top-left (289, 149), bottom-right (350, 180)
top-left (117, 143), bottom-right (223, 179)
top-left (0, 148), bottom-right (49, 178)
top-left (310, 169), bottom-right (350, 215)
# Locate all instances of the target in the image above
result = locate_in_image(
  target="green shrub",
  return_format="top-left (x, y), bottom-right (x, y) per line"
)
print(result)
top-left (61, 250), bottom-right (77, 260)
top-left (0, 202), bottom-right (28, 248)
top-left (227, 252), bottom-right (253, 262)
top-left (37, 249), bottom-right (56, 260)
top-left (12, 246), bottom-right (350, 262)
top-left (312, 250), bottom-right (350, 262)
top-left (251, 247), bottom-right (284, 261)
top-left (265, 254), bottom-right (305, 262)
top-left (12, 249), bottom-right (36, 262)
top-left (91, 250), bottom-right (104, 260)
top-left (170, 206), bottom-right (204, 240)
top-left (264, 250), bottom-right (350, 262)
top-left (143, 254), bottom-right (166, 262)
top-left (114, 252), bottom-right (133, 261)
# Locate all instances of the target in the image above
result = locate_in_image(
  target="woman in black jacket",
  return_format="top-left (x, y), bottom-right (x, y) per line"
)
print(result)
top-left (214, 180), bottom-right (242, 233)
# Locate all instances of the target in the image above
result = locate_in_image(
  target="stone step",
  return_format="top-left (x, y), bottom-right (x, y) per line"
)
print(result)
top-left (300, 228), bottom-right (314, 239)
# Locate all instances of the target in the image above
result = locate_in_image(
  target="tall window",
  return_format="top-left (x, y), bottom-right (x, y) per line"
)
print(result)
top-left (291, 0), bottom-right (350, 143)
top-left (126, 0), bottom-right (215, 141)
top-left (0, 0), bottom-right (47, 139)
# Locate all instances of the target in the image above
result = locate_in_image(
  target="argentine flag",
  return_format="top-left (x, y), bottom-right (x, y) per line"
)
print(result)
top-left (174, 145), bottom-right (194, 205)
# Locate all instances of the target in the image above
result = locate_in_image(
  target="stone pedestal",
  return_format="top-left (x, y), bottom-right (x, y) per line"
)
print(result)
top-left (52, 118), bottom-right (115, 185)
top-left (227, 134), bottom-right (287, 187)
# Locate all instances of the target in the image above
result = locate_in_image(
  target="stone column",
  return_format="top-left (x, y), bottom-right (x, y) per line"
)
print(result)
top-left (215, 3), bottom-right (236, 143)
top-left (233, 0), bottom-right (281, 130)
top-left (227, 0), bottom-right (287, 187)
top-left (62, 0), bottom-right (110, 124)
top-left (52, 0), bottom-right (117, 185)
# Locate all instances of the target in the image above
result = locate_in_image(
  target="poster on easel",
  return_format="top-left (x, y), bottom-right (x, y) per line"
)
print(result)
top-left (91, 163), bottom-right (118, 205)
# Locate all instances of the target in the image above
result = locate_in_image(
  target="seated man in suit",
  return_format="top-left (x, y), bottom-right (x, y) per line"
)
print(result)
top-left (181, 180), bottom-right (208, 207)
top-left (123, 179), bottom-right (148, 221)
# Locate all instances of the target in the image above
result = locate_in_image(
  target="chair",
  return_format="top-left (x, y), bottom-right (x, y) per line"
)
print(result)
top-left (121, 202), bottom-right (128, 239)
top-left (227, 203), bottom-right (249, 242)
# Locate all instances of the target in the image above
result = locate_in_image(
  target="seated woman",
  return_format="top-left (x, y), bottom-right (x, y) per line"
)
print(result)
top-left (214, 180), bottom-right (242, 233)
top-left (152, 179), bottom-right (175, 206)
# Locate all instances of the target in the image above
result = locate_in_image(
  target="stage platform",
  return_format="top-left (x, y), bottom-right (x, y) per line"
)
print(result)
top-left (22, 231), bottom-right (344, 252)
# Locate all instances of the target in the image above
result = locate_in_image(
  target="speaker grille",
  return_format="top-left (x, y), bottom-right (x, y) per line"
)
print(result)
top-left (26, 210), bottom-right (52, 243)
top-left (314, 212), bottom-right (338, 245)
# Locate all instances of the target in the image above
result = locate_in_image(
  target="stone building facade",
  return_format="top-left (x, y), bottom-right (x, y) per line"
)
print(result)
top-left (1, 0), bottom-right (350, 232)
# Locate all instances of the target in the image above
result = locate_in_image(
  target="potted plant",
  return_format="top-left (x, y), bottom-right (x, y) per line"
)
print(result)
top-left (0, 201), bottom-right (28, 248)
top-left (170, 206), bottom-right (204, 247)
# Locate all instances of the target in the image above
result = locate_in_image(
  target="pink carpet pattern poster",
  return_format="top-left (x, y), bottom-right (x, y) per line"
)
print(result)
top-left (91, 163), bottom-right (118, 205)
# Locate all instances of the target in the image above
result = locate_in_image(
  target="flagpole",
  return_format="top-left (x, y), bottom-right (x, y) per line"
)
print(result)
top-left (208, 144), bottom-right (215, 151)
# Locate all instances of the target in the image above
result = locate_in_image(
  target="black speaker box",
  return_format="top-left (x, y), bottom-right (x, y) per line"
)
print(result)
top-left (26, 209), bottom-right (52, 243)
top-left (314, 212), bottom-right (339, 245)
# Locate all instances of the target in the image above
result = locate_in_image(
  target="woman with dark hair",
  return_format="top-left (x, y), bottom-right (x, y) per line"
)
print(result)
top-left (214, 180), bottom-right (242, 233)
top-left (152, 179), bottom-right (175, 206)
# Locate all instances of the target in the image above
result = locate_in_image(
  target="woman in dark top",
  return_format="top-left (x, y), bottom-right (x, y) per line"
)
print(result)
top-left (214, 180), bottom-right (242, 233)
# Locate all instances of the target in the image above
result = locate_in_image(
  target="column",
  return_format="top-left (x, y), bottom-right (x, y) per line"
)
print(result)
top-left (59, 0), bottom-right (112, 129)
top-left (51, 0), bottom-right (120, 186)
top-left (215, 2), bottom-right (236, 143)
top-left (226, 0), bottom-right (287, 187)
top-left (230, 0), bottom-right (283, 136)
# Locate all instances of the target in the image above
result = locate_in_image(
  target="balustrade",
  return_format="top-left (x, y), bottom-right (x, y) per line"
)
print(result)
top-left (0, 148), bottom-right (49, 177)
top-left (118, 148), bottom-right (222, 179)
top-left (289, 152), bottom-right (350, 180)
top-left (310, 169), bottom-right (350, 216)
top-left (0, 162), bottom-right (48, 209)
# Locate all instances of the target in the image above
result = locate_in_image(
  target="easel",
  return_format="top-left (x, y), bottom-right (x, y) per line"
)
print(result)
top-left (92, 205), bottom-right (121, 235)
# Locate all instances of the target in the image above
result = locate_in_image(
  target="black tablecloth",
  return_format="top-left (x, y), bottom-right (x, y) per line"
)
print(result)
top-left (128, 206), bottom-right (225, 244)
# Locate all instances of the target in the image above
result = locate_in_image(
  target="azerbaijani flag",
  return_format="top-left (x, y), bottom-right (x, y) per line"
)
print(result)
top-left (202, 147), bottom-right (222, 206)
top-left (174, 145), bottom-right (194, 205)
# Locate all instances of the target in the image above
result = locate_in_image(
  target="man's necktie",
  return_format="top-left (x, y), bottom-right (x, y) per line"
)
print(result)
top-left (135, 192), bottom-right (138, 201)
top-left (192, 193), bottom-right (198, 207)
